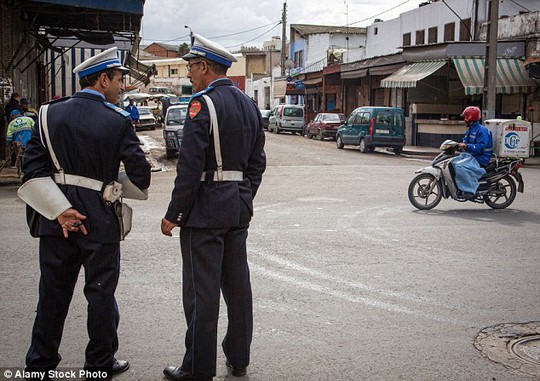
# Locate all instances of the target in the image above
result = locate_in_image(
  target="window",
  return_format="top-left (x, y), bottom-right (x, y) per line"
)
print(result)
top-left (444, 22), bottom-right (455, 42)
top-left (428, 27), bottom-right (438, 44)
top-left (416, 30), bottom-right (425, 45)
top-left (171, 68), bottom-right (178, 75)
top-left (376, 112), bottom-right (392, 125)
top-left (359, 112), bottom-right (370, 124)
top-left (460, 18), bottom-right (471, 41)
top-left (403, 32), bottom-right (411, 46)
top-left (294, 50), bottom-right (304, 68)
top-left (374, 27), bottom-right (378, 35)
top-left (393, 112), bottom-right (404, 127)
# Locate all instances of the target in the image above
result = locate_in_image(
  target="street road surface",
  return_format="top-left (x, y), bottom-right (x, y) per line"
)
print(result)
top-left (1, 130), bottom-right (539, 380)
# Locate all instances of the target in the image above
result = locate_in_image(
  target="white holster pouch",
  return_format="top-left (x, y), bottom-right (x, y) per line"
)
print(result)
top-left (118, 171), bottom-right (148, 200)
top-left (17, 177), bottom-right (72, 220)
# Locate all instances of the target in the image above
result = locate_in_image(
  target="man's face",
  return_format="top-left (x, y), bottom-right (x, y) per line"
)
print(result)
top-left (103, 70), bottom-right (125, 104)
top-left (186, 59), bottom-right (207, 93)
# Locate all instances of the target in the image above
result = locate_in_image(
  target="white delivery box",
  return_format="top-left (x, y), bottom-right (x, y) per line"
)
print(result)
top-left (484, 119), bottom-right (531, 158)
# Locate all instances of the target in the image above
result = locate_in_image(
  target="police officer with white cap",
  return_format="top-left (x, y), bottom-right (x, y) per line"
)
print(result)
top-left (22, 47), bottom-right (151, 380)
top-left (161, 34), bottom-right (266, 381)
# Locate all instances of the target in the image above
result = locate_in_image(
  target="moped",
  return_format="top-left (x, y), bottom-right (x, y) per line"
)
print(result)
top-left (408, 140), bottom-right (524, 210)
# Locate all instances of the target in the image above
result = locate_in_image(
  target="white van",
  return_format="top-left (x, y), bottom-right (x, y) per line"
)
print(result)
top-left (268, 104), bottom-right (305, 134)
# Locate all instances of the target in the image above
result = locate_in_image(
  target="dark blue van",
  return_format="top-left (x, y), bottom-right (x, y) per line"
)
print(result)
top-left (336, 107), bottom-right (406, 154)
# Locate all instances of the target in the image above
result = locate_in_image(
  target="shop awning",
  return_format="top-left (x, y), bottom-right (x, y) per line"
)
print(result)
top-left (453, 57), bottom-right (534, 95)
top-left (381, 60), bottom-right (446, 88)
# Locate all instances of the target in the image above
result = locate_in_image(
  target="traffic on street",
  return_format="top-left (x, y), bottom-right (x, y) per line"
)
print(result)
top-left (1, 128), bottom-right (539, 380)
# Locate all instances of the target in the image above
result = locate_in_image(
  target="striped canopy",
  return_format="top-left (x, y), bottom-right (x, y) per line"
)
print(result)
top-left (453, 57), bottom-right (534, 95)
top-left (380, 60), bottom-right (447, 88)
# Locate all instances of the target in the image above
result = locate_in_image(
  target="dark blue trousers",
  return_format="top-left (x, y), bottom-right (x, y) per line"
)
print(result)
top-left (179, 225), bottom-right (253, 379)
top-left (26, 236), bottom-right (120, 375)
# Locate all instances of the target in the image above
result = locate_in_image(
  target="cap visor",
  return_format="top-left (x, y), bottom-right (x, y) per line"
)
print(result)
top-left (117, 65), bottom-right (130, 74)
top-left (182, 52), bottom-right (199, 60)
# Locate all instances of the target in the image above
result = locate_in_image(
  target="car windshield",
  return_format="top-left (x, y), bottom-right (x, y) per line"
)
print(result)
top-left (283, 107), bottom-right (303, 117)
top-left (167, 108), bottom-right (186, 125)
top-left (260, 110), bottom-right (271, 117)
top-left (322, 114), bottom-right (344, 122)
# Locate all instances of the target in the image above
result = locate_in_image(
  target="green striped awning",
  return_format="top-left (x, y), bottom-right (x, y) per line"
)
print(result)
top-left (453, 57), bottom-right (534, 95)
top-left (380, 60), bottom-right (446, 88)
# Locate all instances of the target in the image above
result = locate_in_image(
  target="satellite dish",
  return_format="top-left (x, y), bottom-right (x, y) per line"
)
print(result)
top-left (284, 59), bottom-right (294, 70)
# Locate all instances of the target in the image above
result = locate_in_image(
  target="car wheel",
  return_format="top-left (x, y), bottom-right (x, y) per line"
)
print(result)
top-left (359, 139), bottom-right (369, 153)
top-left (336, 135), bottom-right (344, 149)
top-left (393, 146), bottom-right (403, 155)
top-left (151, 125), bottom-right (156, 131)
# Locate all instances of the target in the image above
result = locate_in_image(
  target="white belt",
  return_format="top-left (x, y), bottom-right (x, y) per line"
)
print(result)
top-left (200, 170), bottom-right (243, 182)
top-left (54, 173), bottom-right (104, 191)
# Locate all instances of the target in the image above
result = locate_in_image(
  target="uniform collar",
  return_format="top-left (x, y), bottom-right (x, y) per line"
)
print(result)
top-left (208, 78), bottom-right (233, 88)
top-left (81, 88), bottom-right (105, 100)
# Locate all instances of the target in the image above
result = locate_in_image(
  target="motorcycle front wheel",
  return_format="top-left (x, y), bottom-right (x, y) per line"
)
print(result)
top-left (408, 173), bottom-right (442, 210)
top-left (483, 175), bottom-right (517, 209)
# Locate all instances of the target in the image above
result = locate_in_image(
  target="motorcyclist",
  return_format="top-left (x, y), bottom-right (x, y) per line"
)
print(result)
top-left (453, 106), bottom-right (493, 197)
top-left (457, 106), bottom-right (493, 168)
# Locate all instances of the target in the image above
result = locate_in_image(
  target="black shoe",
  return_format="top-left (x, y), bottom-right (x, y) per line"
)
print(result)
top-left (226, 361), bottom-right (247, 377)
top-left (163, 366), bottom-right (212, 381)
top-left (112, 359), bottom-right (130, 374)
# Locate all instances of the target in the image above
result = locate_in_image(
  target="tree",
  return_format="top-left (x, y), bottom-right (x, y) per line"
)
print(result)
top-left (178, 43), bottom-right (190, 56)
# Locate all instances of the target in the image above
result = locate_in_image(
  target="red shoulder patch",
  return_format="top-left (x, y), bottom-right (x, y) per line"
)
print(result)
top-left (189, 101), bottom-right (202, 118)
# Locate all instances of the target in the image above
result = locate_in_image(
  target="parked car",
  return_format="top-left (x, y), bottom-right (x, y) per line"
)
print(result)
top-left (305, 113), bottom-right (346, 140)
top-left (136, 106), bottom-right (157, 131)
top-left (268, 104), bottom-right (305, 134)
top-left (163, 105), bottom-right (188, 159)
top-left (260, 109), bottom-right (271, 130)
top-left (336, 107), bottom-right (406, 154)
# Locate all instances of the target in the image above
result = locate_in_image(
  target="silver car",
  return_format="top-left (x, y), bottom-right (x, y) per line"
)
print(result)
top-left (163, 105), bottom-right (188, 159)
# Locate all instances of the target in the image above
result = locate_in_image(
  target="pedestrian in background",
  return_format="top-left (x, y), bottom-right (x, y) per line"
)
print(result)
top-left (125, 98), bottom-right (140, 128)
top-left (20, 98), bottom-right (38, 122)
top-left (161, 34), bottom-right (266, 381)
top-left (22, 47), bottom-right (151, 380)
top-left (4, 92), bottom-right (20, 124)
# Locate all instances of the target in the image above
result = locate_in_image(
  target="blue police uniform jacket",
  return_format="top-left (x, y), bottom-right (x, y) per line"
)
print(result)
top-left (23, 92), bottom-right (151, 243)
top-left (165, 78), bottom-right (266, 227)
top-left (463, 121), bottom-right (493, 167)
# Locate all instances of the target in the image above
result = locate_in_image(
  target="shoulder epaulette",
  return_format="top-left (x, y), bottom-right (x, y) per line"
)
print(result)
top-left (103, 101), bottom-right (131, 117)
top-left (190, 85), bottom-right (215, 100)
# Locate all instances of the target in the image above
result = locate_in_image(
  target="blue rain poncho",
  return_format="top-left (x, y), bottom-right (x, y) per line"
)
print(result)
top-left (452, 152), bottom-right (486, 194)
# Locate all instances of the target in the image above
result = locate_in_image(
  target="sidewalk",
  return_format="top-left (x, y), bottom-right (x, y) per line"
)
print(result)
top-left (0, 166), bottom-right (22, 186)
top-left (403, 145), bottom-right (540, 166)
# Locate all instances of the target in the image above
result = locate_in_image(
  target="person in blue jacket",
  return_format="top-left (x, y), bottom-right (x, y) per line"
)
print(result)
top-left (453, 106), bottom-right (493, 196)
top-left (125, 98), bottom-right (140, 127)
top-left (457, 106), bottom-right (493, 167)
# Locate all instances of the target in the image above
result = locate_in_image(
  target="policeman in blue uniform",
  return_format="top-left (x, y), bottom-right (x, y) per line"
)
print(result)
top-left (22, 47), bottom-right (151, 379)
top-left (161, 34), bottom-right (266, 381)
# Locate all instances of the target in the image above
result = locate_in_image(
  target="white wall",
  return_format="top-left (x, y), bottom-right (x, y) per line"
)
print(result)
top-left (363, 0), bottom-right (540, 59)
top-left (304, 32), bottom-right (367, 72)
top-left (366, 18), bottom-right (401, 58)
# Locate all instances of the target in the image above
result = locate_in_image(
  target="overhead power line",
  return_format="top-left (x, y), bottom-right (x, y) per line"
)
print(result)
top-left (141, 21), bottom-right (280, 45)
top-left (349, 0), bottom-right (414, 26)
top-left (226, 21), bottom-right (282, 49)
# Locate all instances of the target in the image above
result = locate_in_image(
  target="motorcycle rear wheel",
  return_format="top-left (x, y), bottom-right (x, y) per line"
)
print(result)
top-left (483, 175), bottom-right (517, 209)
top-left (408, 173), bottom-right (442, 210)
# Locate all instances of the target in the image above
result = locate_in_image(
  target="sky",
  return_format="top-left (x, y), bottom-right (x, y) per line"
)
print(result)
top-left (140, 0), bottom-right (427, 51)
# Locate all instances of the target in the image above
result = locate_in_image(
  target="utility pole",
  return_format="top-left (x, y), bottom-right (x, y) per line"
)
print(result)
top-left (483, 0), bottom-right (499, 121)
top-left (281, 2), bottom-right (287, 76)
